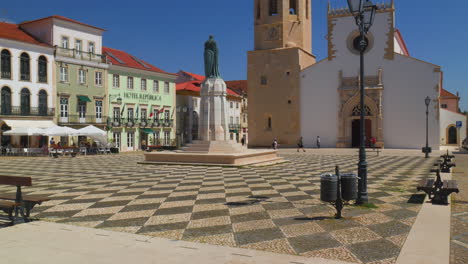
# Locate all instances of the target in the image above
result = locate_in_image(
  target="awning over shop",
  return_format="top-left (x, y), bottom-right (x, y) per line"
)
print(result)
top-left (141, 128), bottom-right (154, 134)
top-left (77, 95), bottom-right (92, 102)
top-left (1, 119), bottom-right (55, 129)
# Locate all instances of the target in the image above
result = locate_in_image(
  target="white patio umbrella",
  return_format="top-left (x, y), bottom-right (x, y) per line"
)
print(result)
top-left (3, 127), bottom-right (46, 155)
top-left (73, 125), bottom-right (108, 144)
top-left (44, 125), bottom-right (78, 137)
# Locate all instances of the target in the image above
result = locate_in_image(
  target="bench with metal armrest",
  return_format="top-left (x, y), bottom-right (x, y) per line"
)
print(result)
top-left (417, 169), bottom-right (459, 205)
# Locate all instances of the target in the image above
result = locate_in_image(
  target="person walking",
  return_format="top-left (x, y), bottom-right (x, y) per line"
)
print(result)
top-left (370, 136), bottom-right (377, 150)
top-left (241, 135), bottom-right (246, 146)
top-left (297, 136), bottom-right (305, 152)
top-left (272, 138), bottom-right (278, 150)
top-left (316, 136), bottom-right (321, 149)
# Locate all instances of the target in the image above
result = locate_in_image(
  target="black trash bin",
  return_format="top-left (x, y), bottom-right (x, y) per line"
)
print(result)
top-left (340, 173), bottom-right (358, 201)
top-left (320, 173), bottom-right (338, 202)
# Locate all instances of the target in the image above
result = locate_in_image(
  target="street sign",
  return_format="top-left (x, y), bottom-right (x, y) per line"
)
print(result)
top-left (456, 121), bottom-right (462, 128)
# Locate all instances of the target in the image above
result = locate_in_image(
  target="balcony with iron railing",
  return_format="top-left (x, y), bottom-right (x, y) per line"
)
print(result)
top-left (0, 106), bottom-right (54, 117)
top-left (58, 115), bottom-right (108, 125)
top-left (56, 47), bottom-right (107, 63)
top-left (229, 124), bottom-right (241, 131)
top-left (109, 117), bottom-right (174, 128)
top-left (1, 70), bottom-right (11, 79)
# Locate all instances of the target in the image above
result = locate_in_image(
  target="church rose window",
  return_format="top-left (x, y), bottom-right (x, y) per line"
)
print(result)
top-left (352, 105), bottom-right (372, 116)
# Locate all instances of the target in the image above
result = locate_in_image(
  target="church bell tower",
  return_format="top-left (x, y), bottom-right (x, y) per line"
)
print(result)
top-left (248, 0), bottom-right (315, 147)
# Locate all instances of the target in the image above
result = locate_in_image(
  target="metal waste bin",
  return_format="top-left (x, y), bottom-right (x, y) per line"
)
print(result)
top-left (320, 173), bottom-right (338, 202)
top-left (340, 173), bottom-right (358, 201)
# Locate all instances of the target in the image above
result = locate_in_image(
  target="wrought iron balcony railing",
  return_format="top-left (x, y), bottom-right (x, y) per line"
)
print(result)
top-left (59, 115), bottom-right (108, 125)
top-left (0, 106), bottom-right (54, 117)
top-left (56, 47), bottom-right (107, 63)
top-left (1, 71), bottom-right (11, 79)
top-left (109, 118), bottom-right (174, 128)
top-left (229, 124), bottom-right (241, 131)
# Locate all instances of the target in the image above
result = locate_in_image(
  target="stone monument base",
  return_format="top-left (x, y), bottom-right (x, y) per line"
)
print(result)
top-left (141, 146), bottom-right (284, 167)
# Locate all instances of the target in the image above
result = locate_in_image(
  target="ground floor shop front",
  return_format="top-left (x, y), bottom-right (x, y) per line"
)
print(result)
top-left (109, 128), bottom-right (175, 152)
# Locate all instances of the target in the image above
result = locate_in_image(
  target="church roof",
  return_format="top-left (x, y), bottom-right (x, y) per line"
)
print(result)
top-left (180, 71), bottom-right (206, 82)
top-left (225, 80), bottom-right (247, 95)
top-left (0, 22), bottom-right (50, 47)
top-left (394, 29), bottom-right (410, 56)
top-left (176, 80), bottom-right (240, 97)
top-left (103, 47), bottom-right (176, 75)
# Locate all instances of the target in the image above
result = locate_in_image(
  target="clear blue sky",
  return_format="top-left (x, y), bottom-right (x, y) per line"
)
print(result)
top-left (2, 0), bottom-right (467, 110)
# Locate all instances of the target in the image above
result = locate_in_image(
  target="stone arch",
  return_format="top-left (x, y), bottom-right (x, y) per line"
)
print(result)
top-left (446, 125), bottom-right (458, 145)
top-left (338, 93), bottom-right (383, 148)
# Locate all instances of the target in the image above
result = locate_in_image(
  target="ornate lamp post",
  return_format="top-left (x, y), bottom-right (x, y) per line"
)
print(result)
top-left (347, 0), bottom-right (377, 204)
top-left (423, 96), bottom-right (431, 158)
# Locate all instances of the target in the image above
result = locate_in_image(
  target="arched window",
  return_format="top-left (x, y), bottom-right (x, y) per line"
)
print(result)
top-left (38, 90), bottom-right (48, 116)
top-left (20, 53), bottom-right (30, 81)
top-left (1, 50), bottom-right (11, 79)
top-left (20, 88), bottom-right (30, 115)
top-left (38, 56), bottom-right (47, 83)
top-left (448, 126), bottom-right (457, 145)
top-left (289, 0), bottom-right (297, 15)
top-left (352, 105), bottom-right (372, 116)
top-left (1, 87), bottom-right (11, 115)
top-left (269, 0), bottom-right (278, 16)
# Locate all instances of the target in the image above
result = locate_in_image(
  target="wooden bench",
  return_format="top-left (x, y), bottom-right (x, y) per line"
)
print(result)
top-left (0, 176), bottom-right (50, 224)
top-left (416, 169), bottom-right (459, 205)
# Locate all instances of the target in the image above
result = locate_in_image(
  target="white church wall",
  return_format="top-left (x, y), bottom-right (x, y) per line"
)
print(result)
top-left (300, 61), bottom-right (340, 148)
top-left (440, 109), bottom-right (466, 146)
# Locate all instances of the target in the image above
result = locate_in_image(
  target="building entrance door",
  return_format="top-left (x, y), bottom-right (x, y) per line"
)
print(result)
top-left (448, 126), bottom-right (457, 144)
top-left (352, 119), bottom-right (372, 148)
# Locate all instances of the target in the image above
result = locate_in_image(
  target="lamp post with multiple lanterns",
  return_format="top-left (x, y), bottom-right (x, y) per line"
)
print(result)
top-left (346, 0), bottom-right (377, 204)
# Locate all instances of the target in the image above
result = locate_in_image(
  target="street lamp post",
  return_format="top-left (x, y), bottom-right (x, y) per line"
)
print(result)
top-left (423, 96), bottom-right (431, 158)
top-left (347, 0), bottom-right (377, 205)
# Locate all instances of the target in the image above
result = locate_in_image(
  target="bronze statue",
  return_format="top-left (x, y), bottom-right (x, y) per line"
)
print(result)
top-left (204, 35), bottom-right (221, 78)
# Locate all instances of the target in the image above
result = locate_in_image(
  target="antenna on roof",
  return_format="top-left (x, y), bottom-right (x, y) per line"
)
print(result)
top-left (131, 56), bottom-right (151, 69)
top-left (105, 51), bottom-right (125, 64)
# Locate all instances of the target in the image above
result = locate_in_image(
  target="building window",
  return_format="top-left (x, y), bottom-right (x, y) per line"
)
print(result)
top-left (61, 36), bottom-right (69, 49)
top-left (113, 74), bottom-right (120, 88)
top-left (20, 88), bottom-right (30, 115)
top-left (60, 98), bottom-right (68, 118)
top-left (153, 80), bottom-right (159, 93)
top-left (75, 39), bottom-right (82, 55)
top-left (88, 42), bottom-right (95, 53)
top-left (38, 56), bottom-right (47, 83)
top-left (38, 90), bottom-right (48, 116)
top-left (127, 132), bottom-right (134, 148)
top-left (236, 117), bottom-right (239, 124)
top-left (1, 86), bottom-right (12, 115)
top-left (78, 69), bottom-right (86, 84)
top-left (141, 109), bottom-right (147, 121)
top-left (60, 67), bottom-right (68, 82)
top-left (236, 102), bottom-right (239, 109)
top-left (261, 76), bottom-right (267, 85)
top-left (141, 79), bottom-right (147, 91)
top-left (289, 0), bottom-right (297, 15)
top-left (257, 0), bottom-right (261, 19)
top-left (164, 110), bottom-right (170, 122)
top-left (95, 71), bottom-right (102, 86)
top-left (127, 77), bottom-right (134, 89)
top-left (267, 117), bottom-right (272, 129)
top-left (441, 104), bottom-right (448, 109)
top-left (113, 107), bottom-right (120, 120)
top-left (154, 131), bottom-right (160, 145)
top-left (230, 116), bottom-right (233, 124)
top-left (95, 101), bottom-right (102, 119)
top-left (230, 101), bottom-right (233, 108)
top-left (269, 0), bottom-right (278, 16)
top-left (164, 82), bottom-right (170, 94)
top-left (78, 100), bottom-right (86, 118)
top-left (113, 132), bottom-right (121, 148)
top-left (20, 53), bottom-right (30, 81)
top-left (128, 108), bottom-right (134, 121)
top-left (164, 131), bottom-right (170, 146)
top-left (243, 113), bottom-right (247, 123)
top-left (1, 49), bottom-right (11, 79)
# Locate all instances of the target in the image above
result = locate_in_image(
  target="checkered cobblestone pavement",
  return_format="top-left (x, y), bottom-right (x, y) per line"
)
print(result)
top-left (0, 152), bottom-right (435, 263)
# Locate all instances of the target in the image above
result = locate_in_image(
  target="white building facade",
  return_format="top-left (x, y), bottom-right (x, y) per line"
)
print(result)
top-left (0, 22), bottom-right (55, 148)
top-left (300, 3), bottom-right (441, 150)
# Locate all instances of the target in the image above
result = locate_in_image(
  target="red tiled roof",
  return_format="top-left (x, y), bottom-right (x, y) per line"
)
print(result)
top-left (440, 89), bottom-right (458, 98)
top-left (20, 15), bottom-right (106, 31)
top-left (0, 22), bottom-right (50, 47)
top-left (225, 80), bottom-right (247, 94)
top-left (103, 47), bottom-right (176, 75)
top-left (181, 71), bottom-right (206, 81)
top-left (176, 81), bottom-right (239, 96)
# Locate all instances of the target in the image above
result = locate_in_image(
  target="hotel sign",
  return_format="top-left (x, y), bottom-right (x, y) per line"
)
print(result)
top-left (123, 92), bottom-right (162, 103)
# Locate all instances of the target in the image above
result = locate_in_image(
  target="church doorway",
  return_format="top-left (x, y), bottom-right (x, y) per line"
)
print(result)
top-left (447, 126), bottom-right (457, 144)
top-left (352, 119), bottom-right (372, 148)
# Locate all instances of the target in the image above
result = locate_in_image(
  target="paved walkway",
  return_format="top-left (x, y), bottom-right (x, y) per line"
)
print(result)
top-left (0, 151), bottom-right (435, 263)
top-left (451, 151), bottom-right (468, 264)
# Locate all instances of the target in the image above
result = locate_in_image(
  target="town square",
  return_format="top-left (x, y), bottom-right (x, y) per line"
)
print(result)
top-left (0, 0), bottom-right (466, 264)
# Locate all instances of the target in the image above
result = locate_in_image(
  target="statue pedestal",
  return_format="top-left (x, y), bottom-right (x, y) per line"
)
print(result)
top-left (198, 78), bottom-right (229, 141)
